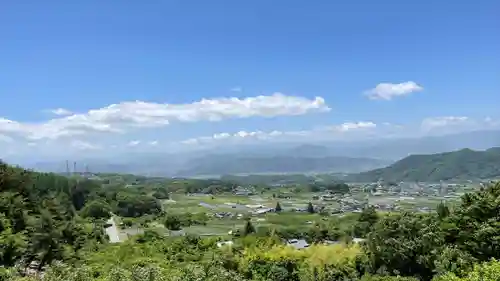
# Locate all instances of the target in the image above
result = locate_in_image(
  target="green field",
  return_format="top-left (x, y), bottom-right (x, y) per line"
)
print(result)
top-left (112, 186), bottom-right (469, 238)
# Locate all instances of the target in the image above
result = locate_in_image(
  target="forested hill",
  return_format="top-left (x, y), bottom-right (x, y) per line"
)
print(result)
top-left (348, 147), bottom-right (500, 182)
top-left (0, 161), bottom-right (165, 269)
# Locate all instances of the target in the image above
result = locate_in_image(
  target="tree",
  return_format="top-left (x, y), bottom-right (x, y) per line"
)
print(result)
top-left (275, 202), bottom-right (282, 212)
top-left (364, 212), bottom-right (444, 280)
top-left (306, 202), bottom-right (315, 213)
top-left (308, 222), bottom-right (329, 243)
top-left (433, 259), bottom-right (500, 281)
top-left (325, 182), bottom-right (350, 194)
top-left (354, 206), bottom-right (378, 237)
top-left (80, 200), bottom-right (111, 219)
top-left (27, 210), bottom-right (66, 269)
top-left (436, 201), bottom-right (450, 220)
top-left (446, 182), bottom-right (500, 261)
top-left (243, 219), bottom-right (255, 236)
top-left (152, 189), bottom-right (170, 200)
top-left (0, 214), bottom-right (27, 266)
top-left (308, 184), bottom-right (321, 192)
top-left (164, 215), bottom-right (182, 231)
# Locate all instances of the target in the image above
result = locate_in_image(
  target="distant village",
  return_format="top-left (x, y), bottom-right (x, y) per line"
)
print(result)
top-left (194, 179), bottom-right (475, 221)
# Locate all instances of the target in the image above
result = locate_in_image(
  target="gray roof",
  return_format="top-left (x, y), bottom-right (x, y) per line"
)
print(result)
top-left (287, 239), bottom-right (309, 250)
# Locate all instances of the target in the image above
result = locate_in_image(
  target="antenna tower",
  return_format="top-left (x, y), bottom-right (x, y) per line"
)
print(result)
top-left (65, 160), bottom-right (70, 176)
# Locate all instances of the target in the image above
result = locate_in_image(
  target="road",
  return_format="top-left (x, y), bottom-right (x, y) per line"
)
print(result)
top-left (105, 216), bottom-right (122, 243)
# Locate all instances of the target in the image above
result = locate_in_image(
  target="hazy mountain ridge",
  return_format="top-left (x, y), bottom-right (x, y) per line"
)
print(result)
top-left (348, 147), bottom-right (500, 182)
top-left (19, 130), bottom-right (500, 177)
top-left (175, 155), bottom-right (390, 177)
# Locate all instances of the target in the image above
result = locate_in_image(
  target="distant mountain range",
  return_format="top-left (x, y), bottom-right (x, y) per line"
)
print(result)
top-left (347, 147), bottom-right (500, 182)
top-left (19, 130), bottom-right (500, 177)
top-left (315, 130), bottom-right (500, 160)
top-left (174, 155), bottom-right (390, 177)
top-left (25, 150), bottom-right (389, 177)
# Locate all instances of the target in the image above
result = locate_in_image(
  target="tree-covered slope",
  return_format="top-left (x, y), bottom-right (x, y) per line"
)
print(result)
top-left (0, 161), bottom-right (165, 269)
top-left (348, 147), bottom-right (500, 182)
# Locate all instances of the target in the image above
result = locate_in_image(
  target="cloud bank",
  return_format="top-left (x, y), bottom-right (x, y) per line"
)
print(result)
top-left (0, 93), bottom-right (329, 141)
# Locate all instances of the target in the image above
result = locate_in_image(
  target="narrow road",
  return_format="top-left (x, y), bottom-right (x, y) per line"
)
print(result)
top-left (105, 216), bottom-right (122, 243)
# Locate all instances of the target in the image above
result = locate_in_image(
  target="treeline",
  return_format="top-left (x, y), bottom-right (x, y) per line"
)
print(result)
top-left (128, 179), bottom-right (238, 195)
top-left (0, 162), bottom-right (166, 269)
top-left (0, 162), bottom-right (108, 269)
top-left (99, 172), bottom-right (350, 196)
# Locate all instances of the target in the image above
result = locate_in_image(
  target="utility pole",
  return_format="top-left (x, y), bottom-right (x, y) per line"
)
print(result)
top-left (65, 160), bottom-right (70, 176)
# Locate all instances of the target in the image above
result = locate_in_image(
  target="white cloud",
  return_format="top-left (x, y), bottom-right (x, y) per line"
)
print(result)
top-left (179, 116), bottom-right (500, 147)
top-left (421, 116), bottom-right (469, 130)
top-left (484, 117), bottom-right (500, 127)
top-left (70, 140), bottom-right (100, 150)
top-left (179, 121), bottom-right (378, 145)
top-left (230, 87), bottom-right (242, 92)
top-left (213, 133), bottom-right (231, 139)
top-left (333, 121), bottom-right (376, 132)
top-left (365, 81), bottom-right (423, 100)
top-left (419, 116), bottom-right (500, 136)
top-left (128, 140), bottom-right (141, 146)
top-left (381, 122), bottom-right (404, 129)
top-left (180, 138), bottom-right (199, 145)
top-left (49, 108), bottom-right (73, 116)
top-left (0, 93), bottom-right (329, 141)
top-left (3, 115), bottom-right (499, 158)
top-left (0, 116), bottom-right (120, 141)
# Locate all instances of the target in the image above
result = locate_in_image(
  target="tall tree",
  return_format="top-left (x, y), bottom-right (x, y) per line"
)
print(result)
top-left (275, 202), bottom-right (282, 212)
top-left (0, 214), bottom-right (27, 266)
top-left (436, 201), bottom-right (450, 220)
top-left (306, 202), bottom-right (315, 213)
top-left (354, 206), bottom-right (379, 237)
top-left (364, 212), bottom-right (444, 280)
top-left (243, 219), bottom-right (255, 236)
top-left (447, 182), bottom-right (500, 261)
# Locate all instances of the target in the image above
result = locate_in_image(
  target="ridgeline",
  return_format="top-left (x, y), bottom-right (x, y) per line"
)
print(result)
top-left (348, 147), bottom-right (500, 182)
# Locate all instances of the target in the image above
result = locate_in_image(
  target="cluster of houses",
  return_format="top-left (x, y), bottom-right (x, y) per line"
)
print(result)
top-left (233, 186), bottom-right (256, 196)
top-left (362, 181), bottom-right (465, 198)
top-left (213, 211), bottom-right (235, 218)
top-left (309, 192), bottom-right (367, 214)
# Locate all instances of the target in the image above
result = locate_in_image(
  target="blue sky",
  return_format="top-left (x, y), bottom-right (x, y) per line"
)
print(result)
top-left (1, 0), bottom-right (499, 158)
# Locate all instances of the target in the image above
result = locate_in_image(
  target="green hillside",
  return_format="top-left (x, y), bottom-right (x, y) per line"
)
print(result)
top-left (348, 147), bottom-right (500, 182)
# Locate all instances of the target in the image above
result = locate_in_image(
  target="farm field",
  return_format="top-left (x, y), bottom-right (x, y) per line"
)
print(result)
top-left (110, 182), bottom-right (474, 239)
top-left (163, 193), bottom-right (322, 236)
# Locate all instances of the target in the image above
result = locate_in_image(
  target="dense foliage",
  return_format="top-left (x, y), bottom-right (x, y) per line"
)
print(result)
top-left (0, 162), bottom-right (164, 269)
top-left (1, 162), bottom-right (499, 281)
top-left (0, 162), bottom-right (108, 269)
